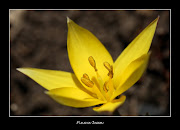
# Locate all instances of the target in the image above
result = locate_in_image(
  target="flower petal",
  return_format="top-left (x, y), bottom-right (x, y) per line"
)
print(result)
top-left (93, 95), bottom-right (126, 113)
top-left (114, 17), bottom-right (159, 87)
top-left (111, 53), bottom-right (150, 100)
top-left (46, 87), bottom-right (106, 108)
top-left (67, 18), bottom-right (113, 84)
top-left (17, 68), bottom-right (82, 90)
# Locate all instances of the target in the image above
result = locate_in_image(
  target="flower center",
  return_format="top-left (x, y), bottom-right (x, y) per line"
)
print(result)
top-left (81, 56), bottom-right (114, 101)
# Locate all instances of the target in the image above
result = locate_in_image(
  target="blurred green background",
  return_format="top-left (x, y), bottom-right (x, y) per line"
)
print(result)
top-left (10, 10), bottom-right (170, 116)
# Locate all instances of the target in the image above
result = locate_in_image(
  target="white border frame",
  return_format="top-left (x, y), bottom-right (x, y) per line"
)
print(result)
top-left (9, 9), bottom-right (171, 117)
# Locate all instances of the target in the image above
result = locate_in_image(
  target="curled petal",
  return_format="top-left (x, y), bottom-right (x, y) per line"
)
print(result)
top-left (93, 95), bottom-right (126, 113)
top-left (46, 87), bottom-right (106, 108)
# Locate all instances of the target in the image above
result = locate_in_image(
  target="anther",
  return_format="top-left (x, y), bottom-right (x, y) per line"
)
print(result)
top-left (83, 73), bottom-right (90, 80)
top-left (81, 77), bottom-right (94, 88)
top-left (88, 56), bottom-right (98, 71)
top-left (103, 81), bottom-right (109, 93)
top-left (104, 62), bottom-right (111, 72)
top-left (103, 62), bottom-right (113, 78)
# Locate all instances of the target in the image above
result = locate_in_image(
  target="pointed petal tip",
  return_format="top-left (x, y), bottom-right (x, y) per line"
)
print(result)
top-left (16, 68), bottom-right (23, 72)
top-left (150, 16), bottom-right (160, 26)
top-left (16, 67), bottom-right (29, 73)
top-left (16, 68), bottom-right (32, 76)
top-left (67, 16), bottom-right (71, 24)
top-left (154, 15), bottom-right (160, 25)
top-left (157, 15), bottom-right (160, 25)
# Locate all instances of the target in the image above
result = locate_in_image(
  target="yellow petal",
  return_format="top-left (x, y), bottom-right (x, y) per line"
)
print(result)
top-left (111, 53), bottom-right (150, 100)
top-left (46, 87), bottom-right (106, 108)
top-left (17, 68), bottom-right (82, 90)
top-left (67, 18), bottom-right (113, 84)
top-left (114, 17), bottom-right (159, 87)
top-left (93, 95), bottom-right (126, 113)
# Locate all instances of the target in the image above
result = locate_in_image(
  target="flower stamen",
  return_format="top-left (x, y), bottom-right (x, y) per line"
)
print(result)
top-left (103, 81), bottom-right (109, 93)
top-left (83, 73), bottom-right (90, 80)
top-left (103, 62), bottom-right (115, 101)
top-left (86, 56), bottom-right (115, 101)
top-left (88, 56), bottom-right (98, 71)
top-left (104, 62), bottom-right (113, 78)
top-left (81, 75), bottom-right (94, 88)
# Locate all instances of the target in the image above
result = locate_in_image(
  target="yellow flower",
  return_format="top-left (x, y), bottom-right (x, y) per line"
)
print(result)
top-left (17, 16), bottom-right (159, 113)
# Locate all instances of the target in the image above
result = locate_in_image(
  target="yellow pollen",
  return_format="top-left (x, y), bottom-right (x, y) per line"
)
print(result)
top-left (103, 81), bottom-right (109, 93)
top-left (83, 73), bottom-right (90, 80)
top-left (88, 56), bottom-right (98, 71)
top-left (104, 62), bottom-right (111, 72)
top-left (104, 62), bottom-right (113, 78)
top-left (81, 77), bottom-right (94, 88)
top-left (82, 56), bottom-right (115, 101)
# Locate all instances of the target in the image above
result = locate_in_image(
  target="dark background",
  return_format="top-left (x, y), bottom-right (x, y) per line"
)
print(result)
top-left (10, 10), bottom-right (170, 116)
